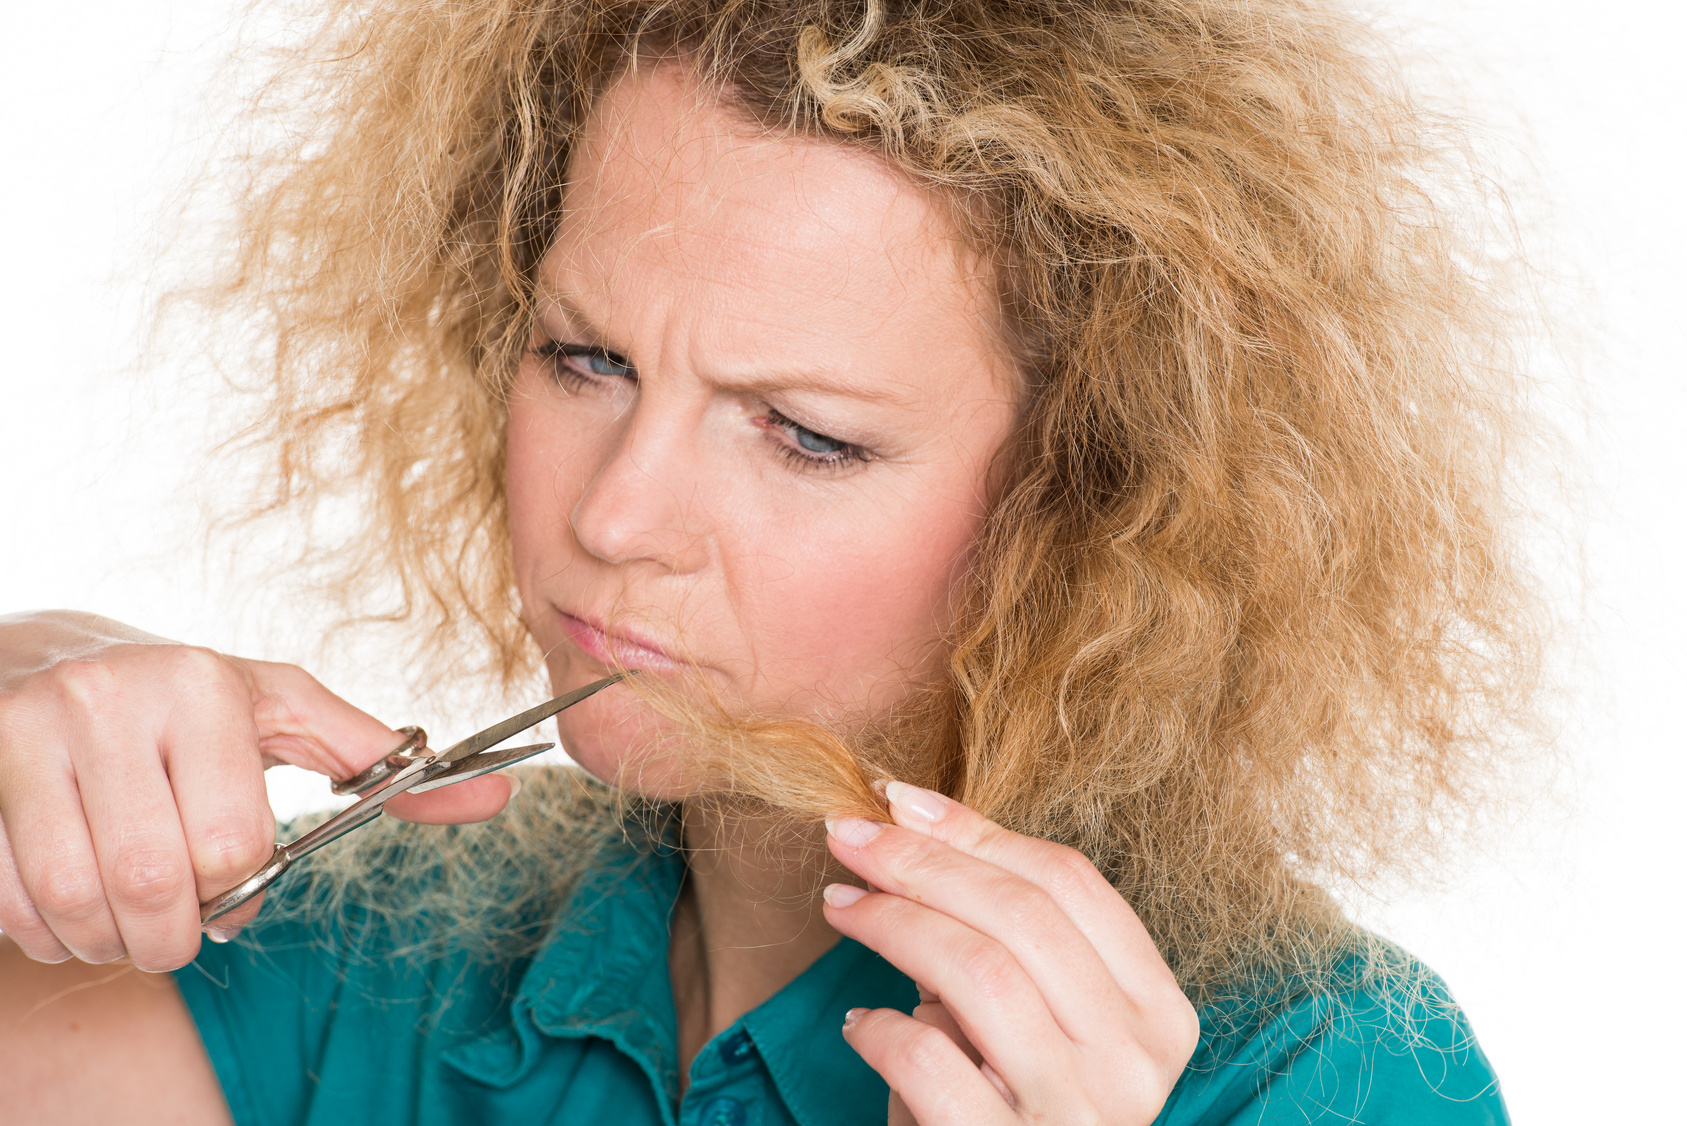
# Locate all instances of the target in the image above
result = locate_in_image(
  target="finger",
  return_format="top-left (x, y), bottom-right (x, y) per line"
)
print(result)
top-left (3, 751), bottom-right (126, 964)
top-left (841, 1006), bottom-right (1014, 1126)
top-left (200, 890), bottom-right (264, 944)
top-left (383, 773), bottom-right (515, 825)
top-left (912, 999), bottom-right (982, 1067)
top-left (0, 813), bottom-right (73, 962)
top-left (237, 659), bottom-right (410, 778)
top-left (156, 650), bottom-right (277, 904)
top-left (881, 783), bottom-right (1188, 1010)
top-left (823, 883), bottom-right (1082, 1108)
top-left (241, 662), bottom-right (516, 825)
top-left (897, 1011), bottom-right (1013, 1126)
top-left (827, 817), bottom-right (1133, 1047)
top-left (71, 711), bottom-right (203, 972)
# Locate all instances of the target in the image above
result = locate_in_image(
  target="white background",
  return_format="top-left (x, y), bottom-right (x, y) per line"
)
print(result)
top-left (2, 2), bottom-right (1681, 1121)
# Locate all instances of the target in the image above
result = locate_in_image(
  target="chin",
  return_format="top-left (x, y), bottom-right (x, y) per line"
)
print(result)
top-left (553, 694), bottom-right (700, 801)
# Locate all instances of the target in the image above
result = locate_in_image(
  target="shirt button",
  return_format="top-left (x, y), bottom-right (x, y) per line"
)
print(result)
top-left (697, 1095), bottom-right (748, 1126)
top-left (717, 1028), bottom-right (756, 1065)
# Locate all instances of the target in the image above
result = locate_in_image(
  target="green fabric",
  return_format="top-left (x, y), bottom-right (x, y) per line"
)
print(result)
top-left (175, 829), bottom-right (1508, 1126)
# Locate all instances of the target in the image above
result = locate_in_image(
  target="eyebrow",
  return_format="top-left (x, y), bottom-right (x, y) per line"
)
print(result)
top-left (709, 368), bottom-right (916, 406)
top-left (533, 288), bottom-right (919, 406)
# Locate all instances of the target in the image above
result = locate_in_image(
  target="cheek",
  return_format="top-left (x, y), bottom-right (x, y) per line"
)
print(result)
top-left (505, 387), bottom-right (595, 589)
top-left (507, 406), bottom-right (558, 566)
top-left (550, 693), bottom-right (681, 792)
top-left (735, 481), bottom-right (985, 708)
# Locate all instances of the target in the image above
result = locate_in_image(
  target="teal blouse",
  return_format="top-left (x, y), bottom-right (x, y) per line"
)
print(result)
top-left (175, 827), bottom-right (1509, 1126)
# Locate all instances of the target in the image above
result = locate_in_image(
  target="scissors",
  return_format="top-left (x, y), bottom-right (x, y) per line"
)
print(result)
top-left (199, 672), bottom-right (631, 925)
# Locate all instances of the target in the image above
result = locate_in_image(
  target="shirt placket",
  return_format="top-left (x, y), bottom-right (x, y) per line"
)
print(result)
top-left (680, 1024), bottom-right (769, 1126)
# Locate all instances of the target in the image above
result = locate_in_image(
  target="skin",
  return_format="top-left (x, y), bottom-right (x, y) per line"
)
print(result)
top-left (0, 64), bottom-right (1197, 1125)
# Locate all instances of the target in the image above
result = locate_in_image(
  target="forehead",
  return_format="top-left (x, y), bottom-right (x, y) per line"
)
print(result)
top-left (547, 62), bottom-right (998, 340)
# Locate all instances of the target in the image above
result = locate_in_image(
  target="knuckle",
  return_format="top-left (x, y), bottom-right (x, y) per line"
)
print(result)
top-left (32, 863), bottom-right (107, 921)
top-left (1040, 843), bottom-right (1107, 898)
top-left (940, 797), bottom-right (1004, 843)
top-left (107, 846), bottom-right (189, 912)
top-left (882, 829), bottom-right (946, 874)
top-left (47, 658), bottom-right (120, 710)
top-left (247, 662), bottom-right (320, 729)
top-left (955, 937), bottom-right (1020, 999)
top-left (194, 819), bottom-right (274, 879)
top-left (1116, 1039), bottom-right (1173, 1097)
top-left (164, 645), bottom-right (238, 696)
top-left (0, 902), bottom-right (67, 961)
top-left (900, 1023), bottom-right (960, 1076)
top-left (995, 880), bottom-right (1055, 933)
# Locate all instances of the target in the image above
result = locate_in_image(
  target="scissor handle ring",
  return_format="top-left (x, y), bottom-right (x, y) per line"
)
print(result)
top-left (329, 725), bottom-right (429, 796)
top-left (200, 844), bottom-right (291, 925)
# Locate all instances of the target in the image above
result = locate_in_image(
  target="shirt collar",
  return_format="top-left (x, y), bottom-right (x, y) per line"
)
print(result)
top-left (741, 932), bottom-right (915, 1126)
top-left (522, 830), bottom-right (687, 1101)
top-left (450, 825), bottom-right (915, 1126)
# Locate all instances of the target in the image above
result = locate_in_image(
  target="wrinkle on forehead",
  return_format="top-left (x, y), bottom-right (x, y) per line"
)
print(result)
top-left (551, 60), bottom-right (1009, 368)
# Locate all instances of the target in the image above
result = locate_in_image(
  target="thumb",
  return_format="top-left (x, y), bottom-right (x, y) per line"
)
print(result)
top-left (234, 658), bottom-right (516, 825)
top-left (384, 772), bottom-right (517, 825)
top-left (234, 657), bottom-right (407, 776)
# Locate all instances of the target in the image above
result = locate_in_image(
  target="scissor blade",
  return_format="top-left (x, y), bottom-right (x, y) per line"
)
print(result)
top-left (285, 795), bottom-right (388, 859)
top-left (404, 742), bottom-right (554, 794)
top-left (198, 676), bottom-right (631, 926)
top-left (429, 672), bottom-right (632, 768)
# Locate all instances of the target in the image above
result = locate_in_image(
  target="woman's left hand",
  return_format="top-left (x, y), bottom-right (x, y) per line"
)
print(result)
top-left (822, 782), bottom-right (1200, 1126)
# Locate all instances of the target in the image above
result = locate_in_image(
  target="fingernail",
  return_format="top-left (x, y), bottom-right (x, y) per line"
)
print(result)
top-left (843, 1007), bottom-right (868, 1029)
top-left (204, 927), bottom-right (238, 944)
top-left (825, 817), bottom-right (884, 847)
top-left (503, 772), bottom-right (523, 800)
top-left (823, 883), bottom-right (868, 909)
top-left (883, 780), bottom-right (947, 823)
top-left (870, 778), bottom-right (890, 801)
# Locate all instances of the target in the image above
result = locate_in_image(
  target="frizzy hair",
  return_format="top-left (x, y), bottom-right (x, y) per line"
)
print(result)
top-left (202, 0), bottom-right (1549, 1003)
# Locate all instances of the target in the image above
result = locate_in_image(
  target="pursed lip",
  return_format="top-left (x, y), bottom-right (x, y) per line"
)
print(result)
top-left (557, 609), bottom-right (689, 673)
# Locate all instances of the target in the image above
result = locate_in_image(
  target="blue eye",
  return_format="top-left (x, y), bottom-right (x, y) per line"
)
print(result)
top-left (791, 425), bottom-right (846, 455)
top-left (531, 341), bottom-right (637, 389)
top-left (763, 408), bottom-right (867, 470)
top-left (583, 350), bottom-right (634, 378)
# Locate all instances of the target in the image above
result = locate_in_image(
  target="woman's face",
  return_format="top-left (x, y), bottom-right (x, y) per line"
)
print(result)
top-left (506, 64), bottom-right (1019, 796)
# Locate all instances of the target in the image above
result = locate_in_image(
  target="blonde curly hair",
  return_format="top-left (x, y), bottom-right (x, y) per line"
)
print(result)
top-left (204, 0), bottom-right (1549, 1005)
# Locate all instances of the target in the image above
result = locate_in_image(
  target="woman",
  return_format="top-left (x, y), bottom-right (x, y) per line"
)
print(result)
top-left (0, 0), bottom-right (1539, 1122)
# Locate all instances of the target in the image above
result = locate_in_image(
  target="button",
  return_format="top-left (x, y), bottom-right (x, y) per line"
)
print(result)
top-left (697, 1096), bottom-right (747, 1126)
top-left (717, 1028), bottom-right (756, 1065)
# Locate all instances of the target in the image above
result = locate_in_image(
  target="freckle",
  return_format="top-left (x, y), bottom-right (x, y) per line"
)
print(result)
top-left (69, 1021), bottom-right (81, 1033)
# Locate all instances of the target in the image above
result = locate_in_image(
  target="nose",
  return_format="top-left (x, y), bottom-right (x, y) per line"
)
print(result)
top-left (568, 399), bottom-right (711, 574)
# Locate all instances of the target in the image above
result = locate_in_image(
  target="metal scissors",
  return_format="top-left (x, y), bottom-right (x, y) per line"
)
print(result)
top-left (199, 672), bottom-right (631, 924)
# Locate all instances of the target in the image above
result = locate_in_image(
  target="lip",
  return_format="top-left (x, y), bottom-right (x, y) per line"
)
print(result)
top-left (558, 610), bottom-right (688, 673)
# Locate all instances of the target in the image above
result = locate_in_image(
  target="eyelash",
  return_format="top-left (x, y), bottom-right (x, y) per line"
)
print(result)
top-left (527, 340), bottom-right (871, 472)
top-left (761, 408), bottom-right (871, 471)
top-left (531, 341), bottom-right (634, 389)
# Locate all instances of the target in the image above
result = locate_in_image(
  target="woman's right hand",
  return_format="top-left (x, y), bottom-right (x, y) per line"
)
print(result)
top-left (0, 611), bottom-right (512, 972)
